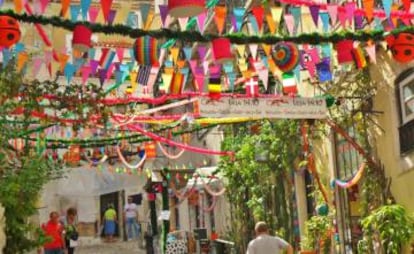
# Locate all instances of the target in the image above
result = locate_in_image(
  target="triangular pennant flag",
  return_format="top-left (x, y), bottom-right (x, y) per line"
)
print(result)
top-left (14, 0), bottom-right (22, 13)
top-left (198, 46), bottom-right (207, 60)
top-left (64, 63), bottom-right (76, 83)
top-left (233, 7), bottom-right (245, 32)
top-left (284, 14), bottom-right (295, 35)
top-left (70, 5), bottom-right (81, 22)
top-left (183, 46), bottom-right (192, 61)
top-left (309, 5), bottom-right (320, 27)
top-left (99, 48), bottom-right (110, 66)
top-left (251, 6), bottom-right (264, 31)
top-left (365, 42), bottom-right (376, 64)
top-left (98, 69), bottom-right (107, 86)
top-left (345, 2), bottom-right (356, 24)
top-left (236, 45), bottom-right (246, 57)
top-left (2, 48), bottom-right (11, 66)
top-left (363, 0), bottom-right (374, 22)
top-left (178, 17), bottom-right (188, 31)
top-left (73, 57), bottom-right (85, 72)
top-left (170, 47), bottom-right (180, 63)
top-left (89, 59), bottom-right (99, 75)
top-left (80, 0), bottom-right (91, 20)
top-left (402, 0), bottom-right (411, 12)
top-left (223, 62), bottom-right (234, 74)
top-left (382, 0), bottom-right (392, 19)
top-left (316, 58), bottom-right (332, 82)
top-left (106, 63), bottom-right (115, 79)
top-left (32, 57), bottom-right (43, 77)
top-left (249, 44), bottom-right (258, 60)
top-left (338, 7), bottom-right (347, 27)
top-left (161, 73), bottom-right (173, 92)
top-left (89, 6), bottom-right (99, 23)
top-left (100, 0), bottom-right (113, 23)
top-left (282, 72), bottom-right (297, 94)
top-left (147, 67), bottom-right (160, 93)
top-left (115, 70), bottom-right (123, 85)
top-left (61, 0), bottom-right (70, 17)
top-left (321, 44), bottom-right (331, 58)
top-left (144, 9), bottom-right (154, 30)
top-left (116, 48), bottom-right (124, 62)
top-left (197, 11), bottom-right (207, 33)
top-left (271, 6), bottom-right (283, 24)
top-left (266, 12), bottom-right (276, 34)
top-left (290, 6), bottom-right (301, 33)
top-left (159, 4), bottom-right (168, 28)
top-left (320, 12), bottom-right (330, 32)
top-left (126, 11), bottom-right (137, 27)
top-left (374, 17), bottom-right (384, 30)
top-left (203, 60), bottom-right (209, 75)
top-left (81, 65), bottom-right (91, 84)
top-left (189, 60), bottom-right (198, 75)
top-left (39, 0), bottom-right (50, 14)
top-left (214, 6), bottom-right (226, 34)
top-left (261, 56), bottom-right (269, 69)
top-left (262, 44), bottom-right (271, 57)
top-left (227, 72), bottom-right (236, 91)
top-left (195, 74), bottom-right (205, 92)
top-left (140, 4), bottom-right (150, 27)
top-left (108, 9), bottom-right (116, 25)
top-left (14, 43), bottom-right (24, 54)
top-left (355, 14), bottom-right (364, 30)
top-left (258, 69), bottom-right (269, 90)
top-left (58, 53), bottom-right (70, 73)
top-left (327, 4), bottom-right (338, 25)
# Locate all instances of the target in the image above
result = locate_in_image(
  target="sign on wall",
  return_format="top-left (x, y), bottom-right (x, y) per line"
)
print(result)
top-left (199, 97), bottom-right (328, 119)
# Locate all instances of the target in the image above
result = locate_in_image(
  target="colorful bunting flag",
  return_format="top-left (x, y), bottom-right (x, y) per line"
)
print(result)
top-left (214, 6), bottom-right (227, 34)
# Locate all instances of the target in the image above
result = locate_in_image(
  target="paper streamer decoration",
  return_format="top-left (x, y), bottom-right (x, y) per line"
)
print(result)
top-left (335, 162), bottom-right (366, 188)
top-left (116, 145), bottom-right (146, 169)
top-left (157, 142), bottom-right (185, 159)
top-left (273, 42), bottom-right (300, 72)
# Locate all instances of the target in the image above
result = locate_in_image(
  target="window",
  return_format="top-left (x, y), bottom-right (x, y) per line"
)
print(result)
top-left (396, 68), bottom-right (414, 154)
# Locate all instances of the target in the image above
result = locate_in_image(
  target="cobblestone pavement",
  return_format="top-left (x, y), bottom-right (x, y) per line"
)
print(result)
top-left (76, 239), bottom-right (147, 254)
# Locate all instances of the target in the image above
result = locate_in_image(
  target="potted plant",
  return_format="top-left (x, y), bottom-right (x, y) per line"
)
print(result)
top-left (300, 215), bottom-right (331, 254)
top-left (358, 204), bottom-right (414, 253)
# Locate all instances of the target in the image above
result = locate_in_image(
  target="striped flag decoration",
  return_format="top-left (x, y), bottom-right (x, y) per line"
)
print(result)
top-left (137, 65), bottom-right (151, 86)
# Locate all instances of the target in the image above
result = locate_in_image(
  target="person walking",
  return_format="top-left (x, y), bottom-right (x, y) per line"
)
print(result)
top-left (39, 211), bottom-right (65, 254)
top-left (124, 196), bottom-right (140, 241)
top-left (64, 207), bottom-right (79, 254)
top-left (102, 204), bottom-right (117, 242)
top-left (246, 221), bottom-right (293, 254)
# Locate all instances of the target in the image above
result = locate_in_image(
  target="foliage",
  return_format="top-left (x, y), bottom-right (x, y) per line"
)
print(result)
top-left (219, 120), bottom-right (301, 252)
top-left (358, 204), bottom-right (414, 254)
top-left (301, 215), bottom-right (331, 253)
top-left (0, 64), bottom-right (66, 253)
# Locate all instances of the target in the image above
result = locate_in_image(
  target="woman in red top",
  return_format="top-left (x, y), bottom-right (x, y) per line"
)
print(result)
top-left (40, 211), bottom-right (65, 254)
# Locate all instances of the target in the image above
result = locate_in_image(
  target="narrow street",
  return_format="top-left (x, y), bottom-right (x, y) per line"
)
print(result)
top-left (76, 239), bottom-right (146, 254)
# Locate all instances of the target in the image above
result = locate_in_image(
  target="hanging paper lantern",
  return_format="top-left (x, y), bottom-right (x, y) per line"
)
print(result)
top-left (133, 36), bottom-right (160, 66)
top-left (144, 142), bottom-right (157, 158)
top-left (273, 42), bottom-right (300, 72)
top-left (72, 25), bottom-right (92, 53)
top-left (212, 38), bottom-right (233, 63)
top-left (0, 15), bottom-right (21, 48)
top-left (168, 0), bottom-right (205, 18)
top-left (386, 33), bottom-right (414, 63)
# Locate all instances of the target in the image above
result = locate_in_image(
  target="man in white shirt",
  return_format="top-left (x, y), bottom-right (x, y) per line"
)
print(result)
top-left (246, 221), bottom-right (293, 254)
top-left (124, 196), bottom-right (140, 241)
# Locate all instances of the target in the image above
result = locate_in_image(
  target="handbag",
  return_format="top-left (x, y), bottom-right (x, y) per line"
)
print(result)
top-left (69, 239), bottom-right (79, 247)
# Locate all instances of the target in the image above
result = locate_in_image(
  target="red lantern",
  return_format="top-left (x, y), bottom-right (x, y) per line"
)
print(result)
top-left (0, 15), bottom-right (21, 48)
top-left (144, 142), bottom-right (156, 159)
top-left (133, 36), bottom-right (159, 66)
top-left (386, 33), bottom-right (414, 63)
top-left (212, 38), bottom-right (233, 63)
top-left (168, 0), bottom-right (205, 18)
top-left (72, 25), bottom-right (92, 53)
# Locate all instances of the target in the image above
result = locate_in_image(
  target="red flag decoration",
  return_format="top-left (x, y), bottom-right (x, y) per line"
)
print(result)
top-left (282, 72), bottom-right (297, 95)
top-left (251, 6), bottom-right (264, 31)
top-left (336, 40), bottom-right (354, 64)
top-left (99, 48), bottom-right (110, 66)
top-left (100, 0), bottom-right (113, 23)
top-left (402, 0), bottom-right (411, 12)
top-left (245, 76), bottom-right (259, 97)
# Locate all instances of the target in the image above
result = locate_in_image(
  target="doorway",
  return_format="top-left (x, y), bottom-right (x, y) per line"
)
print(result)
top-left (100, 191), bottom-right (120, 237)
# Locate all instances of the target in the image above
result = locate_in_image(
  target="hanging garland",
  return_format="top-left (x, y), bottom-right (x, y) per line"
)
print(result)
top-left (157, 142), bottom-right (186, 160)
top-left (115, 144), bottom-right (146, 169)
top-left (202, 195), bottom-right (217, 213)
top-left (334, 162), bottom-right (366, 188)
top-left (199, 176), bottom-right (226, 197)
top-left (0, 9), bottom-right (406, 44)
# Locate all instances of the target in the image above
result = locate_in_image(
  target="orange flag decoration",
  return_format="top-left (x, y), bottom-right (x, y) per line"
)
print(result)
top-left (14, 0), bottom-right (22, 13)
top-left (61, 0), bottom-right (71, 16)
top-left (214, 6), bottom-right (227, 34)
top-left (363, 0), bottom-right (374, 22)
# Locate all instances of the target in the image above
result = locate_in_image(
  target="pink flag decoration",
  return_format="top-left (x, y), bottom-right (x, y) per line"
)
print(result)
top-left (198, 46), bottom-right (207, 60)
top-left (284, 14), bottom-right (295, 35)
top-left (345, 2), bottom-right (355, 24)
top-left (88, 6), bottom-right (99, 23)
top-left (89, 59), bottom-right (99, 75)
top-left (32, 57), bottom-right (43, 77)
top-left (116, 48), bottom-right (124, 62)
top-left (178, 17), bottom-right (188, 31)
top-left (39, 0), bottom-right (49, 14)
top-left (197, 11), bottom-right (207, 33)
top-left (195, 74), bottom-right (205, 92)
top-left (327, 4), bottom-right (338, 26)
top-left (338, 7), bottom-right (347, 27)
top-left (309, 5), bottom-right (320, 26)
top-left (365, 43), bottom-right (376, 63)
top-left (189, 60), bottom-right (198, 75)
top-left (106, 63), bottom-right (115, 79)
top-left (249, 44), bottom-right (258, 60)
top-left (81, 65), bottom-right (91, 84)
top-left (258, 68), bottom-right (269, 90)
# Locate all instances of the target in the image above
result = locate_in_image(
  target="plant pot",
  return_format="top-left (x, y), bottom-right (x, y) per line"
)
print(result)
top-left (300, 251), bottom-right (316, 254)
